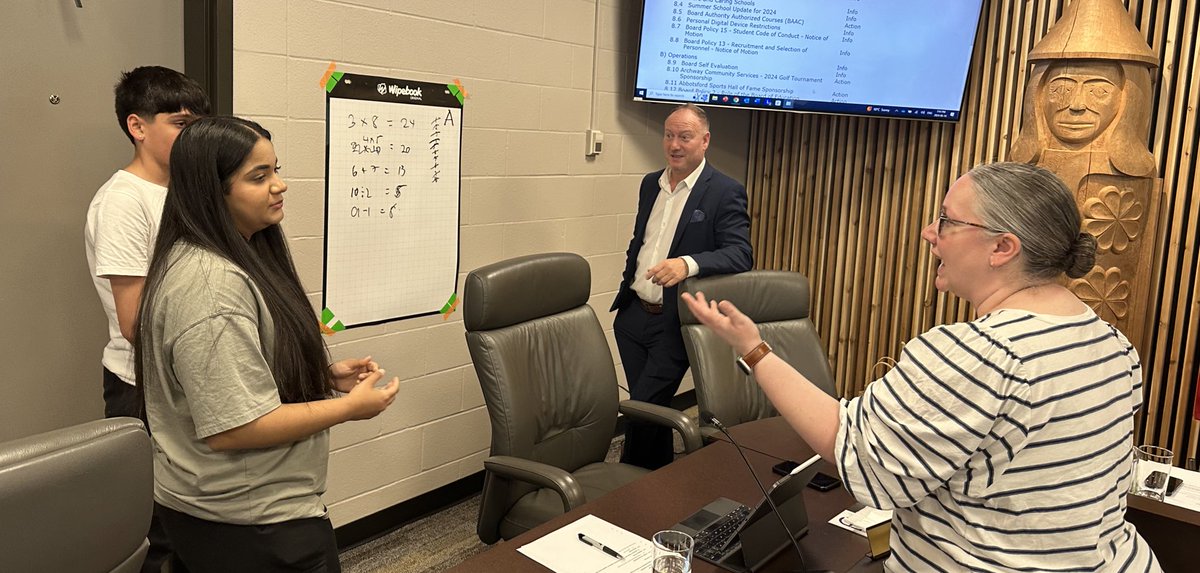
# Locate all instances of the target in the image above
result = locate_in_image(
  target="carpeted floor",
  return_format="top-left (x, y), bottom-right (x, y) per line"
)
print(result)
top-left (339, 436), bottom-right (632, 573)
top-left (338, 495), bottom-right (490, 573)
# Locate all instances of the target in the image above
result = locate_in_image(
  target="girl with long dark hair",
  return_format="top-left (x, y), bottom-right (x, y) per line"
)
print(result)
top-left (135, 116), bottom-right (399, 572)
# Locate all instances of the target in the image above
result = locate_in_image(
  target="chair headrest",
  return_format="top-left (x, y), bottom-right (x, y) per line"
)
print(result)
top-left (678, 270), bottom-right (810, 324)
top-left (464, 253), bottom-right (591, 331)
top-left (0, 417), bottom-right (148, 469)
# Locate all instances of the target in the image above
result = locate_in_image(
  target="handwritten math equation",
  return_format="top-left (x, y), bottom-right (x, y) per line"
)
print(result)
top-left (338, 110), bottom-right (456, 221)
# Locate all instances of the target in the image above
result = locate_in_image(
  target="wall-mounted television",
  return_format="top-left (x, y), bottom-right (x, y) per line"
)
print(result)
top-left (633, 0), bottom-right (985, 121)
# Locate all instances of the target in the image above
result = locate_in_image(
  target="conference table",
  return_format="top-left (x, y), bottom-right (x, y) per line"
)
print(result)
top-left (445, 417), bottom-right (883, 573)
top-left (1124, 469), bottom-right (1200, 573)
top-left (445, 414), bottom-right (1200, 572)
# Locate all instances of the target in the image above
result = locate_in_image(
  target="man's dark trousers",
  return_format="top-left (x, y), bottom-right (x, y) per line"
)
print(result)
top-left (614, 300), bottom-right (691, 470)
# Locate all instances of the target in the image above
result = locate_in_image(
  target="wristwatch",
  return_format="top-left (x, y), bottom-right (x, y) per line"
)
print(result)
top-left (735, 341), bottom-right (773, 375)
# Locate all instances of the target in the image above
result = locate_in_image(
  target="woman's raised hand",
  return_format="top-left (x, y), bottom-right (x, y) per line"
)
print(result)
top-left (680, 291), bottom-right (763, 356)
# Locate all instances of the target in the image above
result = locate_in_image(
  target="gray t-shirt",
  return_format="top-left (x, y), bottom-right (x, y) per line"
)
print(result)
top-left (142, 242), bottom-right (328, 525)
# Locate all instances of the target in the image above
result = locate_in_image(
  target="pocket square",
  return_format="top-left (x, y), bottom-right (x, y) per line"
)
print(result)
top-left (689, 209), bottom-right (706, 223)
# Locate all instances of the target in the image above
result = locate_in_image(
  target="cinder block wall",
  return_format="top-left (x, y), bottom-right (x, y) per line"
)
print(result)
top-left (233, 0), bottom-right (750, 527)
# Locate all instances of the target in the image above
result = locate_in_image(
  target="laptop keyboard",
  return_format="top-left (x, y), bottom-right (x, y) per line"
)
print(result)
top-left (694, 503), bottom-right (752, 561)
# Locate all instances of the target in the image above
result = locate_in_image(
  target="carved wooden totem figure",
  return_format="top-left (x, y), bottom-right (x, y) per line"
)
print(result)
top-left (1010, 0), bottom-right (1162, 352)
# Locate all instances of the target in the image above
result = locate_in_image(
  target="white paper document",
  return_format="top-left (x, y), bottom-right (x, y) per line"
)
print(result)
top-left (1167, 481), bottom-right (1200, 509)
top-left (1162, 466), bottom-right (1200, 511)
top-left (828, 506), bottom-right (892, 538)
top-left (517, 514), bottom-right (654, 573)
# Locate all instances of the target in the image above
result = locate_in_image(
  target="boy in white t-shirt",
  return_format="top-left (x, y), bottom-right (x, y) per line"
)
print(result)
top-left (84, 67), bottom-right (208, 573)
top-left (86, 66), bottom-right (209, 420)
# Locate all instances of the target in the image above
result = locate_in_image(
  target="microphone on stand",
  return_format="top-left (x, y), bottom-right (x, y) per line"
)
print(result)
top-left (701, 411), bottom-right (831, 573)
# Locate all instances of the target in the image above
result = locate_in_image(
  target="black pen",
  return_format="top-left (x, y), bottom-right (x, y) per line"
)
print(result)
top-left (577, 533), bottom-right (623, 559)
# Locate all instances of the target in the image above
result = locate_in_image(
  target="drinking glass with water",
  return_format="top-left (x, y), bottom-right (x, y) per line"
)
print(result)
top-left (652, 530), bottom-right (693, 573)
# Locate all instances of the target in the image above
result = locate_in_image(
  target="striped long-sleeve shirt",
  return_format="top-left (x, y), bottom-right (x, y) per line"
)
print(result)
top-left (835, 308), bottom-right (1162, 572)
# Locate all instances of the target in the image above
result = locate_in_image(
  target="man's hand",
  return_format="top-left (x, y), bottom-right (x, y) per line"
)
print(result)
top-left (645, 258), bottom-right (689, 288)
top-left (330, 355), bottom-right (379, 393)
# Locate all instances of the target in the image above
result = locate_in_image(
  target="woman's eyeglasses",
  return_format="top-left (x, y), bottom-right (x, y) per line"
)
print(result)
top-left (937, 213), bottom-right (1007, 235)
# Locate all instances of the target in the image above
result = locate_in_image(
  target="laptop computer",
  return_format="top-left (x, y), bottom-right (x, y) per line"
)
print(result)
top-left (671, 454), bottom-right (821, 573)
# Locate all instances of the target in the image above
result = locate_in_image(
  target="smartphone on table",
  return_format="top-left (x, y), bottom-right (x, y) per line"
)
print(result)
top-left (771, 460), bottom-right (842, 489)
top-left (807, 471), bottom-right (842, 491)
top-left (771, 460), bottom-right (800, 476)
top-left (1145, 470), bottom-right (1184, 497)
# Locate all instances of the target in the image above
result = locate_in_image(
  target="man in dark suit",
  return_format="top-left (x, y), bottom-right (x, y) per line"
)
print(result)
top-left (611, 103), bottom-right (752, 469)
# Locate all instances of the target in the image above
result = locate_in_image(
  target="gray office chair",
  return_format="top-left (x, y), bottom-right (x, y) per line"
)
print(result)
top-left (464, 252), bottom-right (702, 543)
top-left (679, 270), bottom-right (837, 440)
top-left (0, 417), bottom-right (153, 573)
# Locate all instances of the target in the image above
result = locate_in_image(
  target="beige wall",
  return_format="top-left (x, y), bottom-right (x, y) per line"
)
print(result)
top-left (232, 0), bottom-right (750, 527)
top-left (0, 2), bottom-right (184, 442)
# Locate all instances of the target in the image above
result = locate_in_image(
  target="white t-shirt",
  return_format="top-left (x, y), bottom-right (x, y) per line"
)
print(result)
top-left (84, 170), bottom-right (167, 384)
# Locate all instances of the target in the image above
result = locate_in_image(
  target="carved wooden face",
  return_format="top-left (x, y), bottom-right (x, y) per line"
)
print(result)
top-left (1041, 61), bottom-right (1124, 145)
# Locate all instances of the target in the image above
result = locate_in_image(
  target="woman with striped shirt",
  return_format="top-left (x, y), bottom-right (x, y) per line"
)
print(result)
top-left (683, 162), bottom-right (1161, 571)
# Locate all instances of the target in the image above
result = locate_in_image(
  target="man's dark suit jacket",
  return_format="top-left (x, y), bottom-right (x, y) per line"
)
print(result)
top-left (610, 162), bottom-right (753, 347)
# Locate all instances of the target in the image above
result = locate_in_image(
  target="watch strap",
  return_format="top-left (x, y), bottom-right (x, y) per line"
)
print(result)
top-left (736, 341), bottom-right (772, 375)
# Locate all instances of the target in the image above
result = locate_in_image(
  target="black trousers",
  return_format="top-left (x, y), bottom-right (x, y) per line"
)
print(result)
top-left (103, 367), bottom-right (171, 573)
top-left (156, 503), bottom-right (342, 573)
top-left (102, 366), bottom-right (143, 420)
top-left (613, 300), bottom-right (691, 470)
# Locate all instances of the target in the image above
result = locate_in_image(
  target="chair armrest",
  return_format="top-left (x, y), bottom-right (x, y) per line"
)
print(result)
top-left (483, 455), bottom-right (586, 511)
top-left (618, 400), bottom-right (704, 453)
top-left (699, 425), bottom-right (724, 443)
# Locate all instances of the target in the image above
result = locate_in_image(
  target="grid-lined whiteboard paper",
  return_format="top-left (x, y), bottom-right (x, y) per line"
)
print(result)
top-left (323, 75), bottom-right (461, 327)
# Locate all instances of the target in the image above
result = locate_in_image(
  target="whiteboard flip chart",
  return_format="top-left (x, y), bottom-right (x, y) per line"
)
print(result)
top-left (323, 74), bottom-right (462, 328)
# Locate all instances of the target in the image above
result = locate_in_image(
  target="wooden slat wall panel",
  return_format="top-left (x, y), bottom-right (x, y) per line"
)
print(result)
top-left (745, 0), bottom-right (1200, 465)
